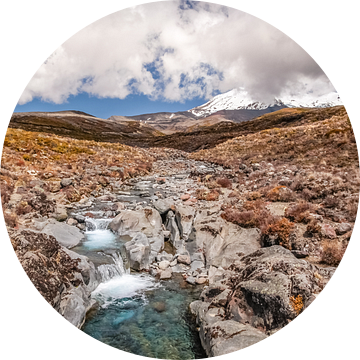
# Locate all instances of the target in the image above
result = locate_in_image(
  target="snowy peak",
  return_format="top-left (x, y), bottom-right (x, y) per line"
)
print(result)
top-left (190, 88), bottom-right (342, 117)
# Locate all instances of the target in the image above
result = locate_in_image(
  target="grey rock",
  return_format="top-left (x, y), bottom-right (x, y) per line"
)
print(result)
top-left (240, 272), bottom-right (294, 330)
top-left (171, 263), bottom-right (189, 273)
top-left (211, 289), bottom-right (231, 307)
top-left (291, 250), bottom-right (308, 258)
top-left (73, 214), bottom-right (85, 223)
top-left (186, 276), bottom-right (196, 285)
top-left (191, 252), bottom-right (205, 262)
top-left (62, 248), bottom-right (100, 293)
top-left (205, 320), bottom-right (267, 357)
top-left (160, 268), bottom-right (172, 280)
top-left (153, 198), bottom-right (175, 215)
top-left (165, 210), bottom-right (183, 249)
top-left (190, 260), bottom-right (205, 272)
top-left (175, 205), bottom-right (196, 241)
top-left (169, 259), bottom-right (177, 267)
top-left (109, 207), bottom-right (164, 262)
top-left (53, 205), bottom-right (68, 222)
top-left (41, 219), bottom-right (84, 248)
top-left (60, 178), bottom-right (73, 187)
top-left (252, 163), bottom-right (261, 171)
top-left (195, 277), bottom-right (207, 285)
top-left (67, 218), bottom-right (78, 226)
top-left (158, 260), bottom-right (170, 270)
top-left (336, 222), bottom-right (352, 235)
top-left (177, 254), bottom-right (191, 265)
top-left (139, 191), bottom-right (151, 197)
top-left (156, 251), bottom-right (173, 262)
top-left (188, 210), bottom-right (261, 268)
top-left (124, 233), bottom-right (151, 271)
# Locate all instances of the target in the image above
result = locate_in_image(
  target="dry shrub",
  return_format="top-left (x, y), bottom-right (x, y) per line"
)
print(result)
top-left (290, 178), bottom-right (304, 192)
top-left (16, 159), bottom-right (26, 166)
top-left (264, 218), bottom-right (294, 249)
top-left (247, 191), bottom-right (262, 201)
top-left (206, 190), bottom-right (220, 201)
top-left (301, 188), bottom-right (316, 201)
top-left (322, 196), bottom-right (340, 209)
top-left (267, 185), bottom-right (296, 202)
top-left (206, 180), bottom-right (219, 189)
top-left (222, 201), bottom-right (276, 233)
top-left (1, 182), bottom-right (14, 205)
top-left (290, 295), bottom-right (304, 315)
top-left (216, 177), bottom-right (232, 189)
top-left (345, 199), bottom-right (358, 222)
top-left (285, 201), bottom-right (315, 223)
top-left (228, 191), bottom-right (239, 198)
top-left (4, 213), bottom-right (17, 228)
top-left (306, 218), bottom-right (321, 234)
top-left (242, 199), bottom-right (265, 211)
top-left (16, 201), bottom-right (33, 215)
top-left (321, 240), bottom-right (345, 266)
top-left (65, 189), bottom-right (82, 202)
top-left (195, 189), bottom-right (208, 200)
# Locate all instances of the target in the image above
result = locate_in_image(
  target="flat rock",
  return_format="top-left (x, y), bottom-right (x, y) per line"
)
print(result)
top-left (41, 219), bottom-right (84, 248)
top-left (207, 320), bottom-right (267, 357)
top-left (160, 268), bottom-right (172, 280)
top-left (177, 254), bottom-right (191, 265)
top-left (186, 276), bottom-right (196, 285)
top-left (196, 277), bottom-right (207, 285)
top-left (158, 260), bottom-right (170, 270)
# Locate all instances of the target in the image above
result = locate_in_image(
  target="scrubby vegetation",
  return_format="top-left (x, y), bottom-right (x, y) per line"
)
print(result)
top-left (1, 128), bottom-right (155, 227)
top-left (190, 106), bottom-right (358, 266)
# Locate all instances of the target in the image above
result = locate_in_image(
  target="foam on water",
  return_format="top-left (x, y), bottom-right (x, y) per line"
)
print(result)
top-left (92, 274), bottom-right (159, 307)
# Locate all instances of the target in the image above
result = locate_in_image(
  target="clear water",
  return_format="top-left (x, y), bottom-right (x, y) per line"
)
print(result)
top-left (74, 217), bottom-right (206, 359)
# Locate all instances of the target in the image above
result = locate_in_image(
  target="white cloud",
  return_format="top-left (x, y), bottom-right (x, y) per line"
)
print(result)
top-left (18, 0), bottom-right (335, 105)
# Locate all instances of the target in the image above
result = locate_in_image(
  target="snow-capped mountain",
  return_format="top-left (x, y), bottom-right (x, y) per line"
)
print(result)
top-left (189, 88), bottom-right (342, 117)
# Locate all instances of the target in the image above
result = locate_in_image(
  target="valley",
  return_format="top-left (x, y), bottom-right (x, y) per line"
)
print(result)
top-left (2, 100), bottom-right (358, 358)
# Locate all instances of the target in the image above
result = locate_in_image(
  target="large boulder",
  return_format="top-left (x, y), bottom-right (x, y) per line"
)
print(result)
top-left (187, 209), bottom-right (261, 269)
top-left (175, 205), bottom-right (196, 241)
top-left (8, 229), bottom-right (97, 328)
top-left (62, 248), bottom-right (100, 293)
top-left (109, 208), bottom-right (164, 262)
top-left (190, 245), bottom-right (335, 356)
top-left (58, 286), bottom-right (96, 328)
top-left (227, 246), bottom-right (335, 331)
top-left (37, 218), bottom-right (84, 248)
top-left (165, 210), bottom-right (183, 250)
top-left (203, 320), bottom-right (267, 357)
top-left (153, 199), bottom-right (175, 215)
top-left (124, 233), bottom-right (151, 271)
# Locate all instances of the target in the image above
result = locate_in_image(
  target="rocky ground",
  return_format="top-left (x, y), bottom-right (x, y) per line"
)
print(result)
top-left (2, 106), bottom-right (358, 356)
top-left (2, 150), bottom-right (352, 355)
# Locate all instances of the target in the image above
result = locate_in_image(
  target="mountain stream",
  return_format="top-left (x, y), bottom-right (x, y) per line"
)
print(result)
top-left (72, 205), bottom-right (206, 359)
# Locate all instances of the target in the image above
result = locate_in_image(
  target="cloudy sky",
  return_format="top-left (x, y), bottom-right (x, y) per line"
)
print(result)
top-left (15, 0), bottom-right (335, 118)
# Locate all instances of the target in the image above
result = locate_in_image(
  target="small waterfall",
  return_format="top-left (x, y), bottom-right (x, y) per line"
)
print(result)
top-left (85, 218), bottom-right (112, 232)
top-left (97, 253), bottom-right (130, 282)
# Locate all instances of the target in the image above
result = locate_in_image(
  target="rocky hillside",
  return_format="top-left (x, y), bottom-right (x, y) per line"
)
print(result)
top-left (2, 103), bottom-right (358, 357)
top-left (9, 111), bottom-right (164, 144)
top-left (140, 106), bottom-right (347, 152)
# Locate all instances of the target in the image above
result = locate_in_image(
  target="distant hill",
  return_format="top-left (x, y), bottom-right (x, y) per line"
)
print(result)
top-left (9, 111), bottom-right (164, 145)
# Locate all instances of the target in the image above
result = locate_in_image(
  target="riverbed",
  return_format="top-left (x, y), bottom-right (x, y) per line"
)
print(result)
top-left (72, 216), bottom-right (206, 359)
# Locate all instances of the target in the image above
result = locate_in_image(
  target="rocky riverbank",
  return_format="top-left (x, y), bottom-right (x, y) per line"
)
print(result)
top-left (3, 152), bottom-right (344, 355)
top-left (2, 111), bottom-right (357, 357)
